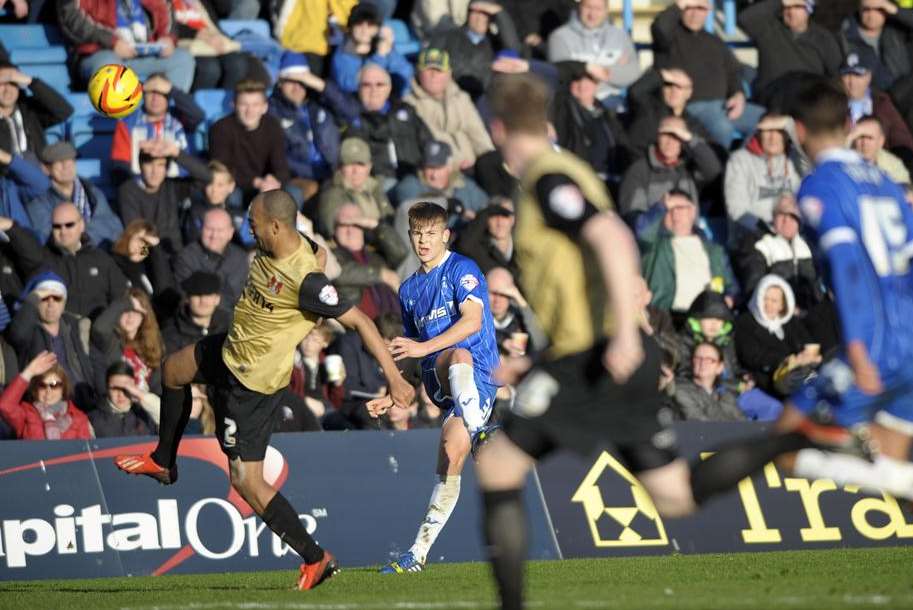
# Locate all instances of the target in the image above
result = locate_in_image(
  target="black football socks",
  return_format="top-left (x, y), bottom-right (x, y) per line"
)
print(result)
top-left (483, 489), bottom-right (527, 610)
top-left (262, 492), bottom-right (324, 564)
top-left (151, 385), bottom-right (192, 469)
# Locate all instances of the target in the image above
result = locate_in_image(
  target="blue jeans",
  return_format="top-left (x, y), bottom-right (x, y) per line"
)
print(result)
top-left (79, 48), bottom-right (196, 92)
top-left (686, 98), bottom-right (766, 149)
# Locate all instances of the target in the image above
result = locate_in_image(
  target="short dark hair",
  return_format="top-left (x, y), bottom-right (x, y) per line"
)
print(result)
top-left (489, 73), bottom-right (550, 136)
top-left (789, 80), bottom-right (848, 135)
top-left (375, 312), bottom-right (403, 341)
top-left (106, 361), bottom-right (136, 382)
top-left (408, 201), bottom-right (449, 229)
top-left (255, 190), bottom-right (298, 227)
top-left (857, 114), bottom-right (885, 132)
top-left (693, 341), bottom-right (723, 363)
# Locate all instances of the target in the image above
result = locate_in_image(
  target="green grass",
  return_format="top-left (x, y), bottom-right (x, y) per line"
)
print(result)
top-left (3, 548), bottom-right (913, 610)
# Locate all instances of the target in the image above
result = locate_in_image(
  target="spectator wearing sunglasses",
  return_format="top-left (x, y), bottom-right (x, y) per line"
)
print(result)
top-left (42, 202), bottom-right (129, 320)
top-left (89, 361), bottom-right (159, 438)
top-left (0, 350), bottom-right (92, 439)
top-left (110, 73), bottom-right (204, 184)
top-left (7, 271), bottom-right (101, 411)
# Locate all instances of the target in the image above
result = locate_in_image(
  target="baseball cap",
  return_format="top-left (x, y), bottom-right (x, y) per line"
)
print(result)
top-left (40, 141), bottom-right (77, 164)
top-left (840, 52), bottom-right (873, 76)
top-left (423, 140), bottom-right (452, 168)
top-left (487, 202), bottom-right (514, 217)
top-left (418, 47), bottom-right (451, 72)
top-left (340, 137), bottom-right (372, 165)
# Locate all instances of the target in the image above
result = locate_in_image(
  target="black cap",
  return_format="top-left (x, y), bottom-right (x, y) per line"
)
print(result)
top-left (840, 52), bottom-right (874, 76)
top-left (487, 202), bottom-right (514, 217)
top-left (348, 2), bottom-right (381, 26)
top-left (687, 290), bottom-right (733, 321)
top-left (181, 271), bottom-right (222, 296)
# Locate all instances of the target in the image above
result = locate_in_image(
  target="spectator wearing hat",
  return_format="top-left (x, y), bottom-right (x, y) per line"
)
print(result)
top-left (90, 361), bottom-right (160, 438)
top-left (724, 114), bottom-right (802, 248)
top-left (316, 63), bottom-right (435, 182)
top-left (839, 0), bottom-right (913, 93)
top-left (269, 52), bottom-right (340, 203)
top-left (638, 190), bottom-right (739, 315)
top-left (110, 73), bottom-right (204, 183)
top-left (675, 288), bottom-right (740, 379)
top-left (209, 80), bottom-right (291, 203)
top-left (331, 202), bottom-right (406, 321)
top-left (849, 115), bottom-right (911, 185)
top-left (0, 351), bottom-right (92, 440)
top-left (59, 0), bottom-right (196, 91)
top-left (453, 198), bottom-right (520, 277)
top-left (734, 193), bottom-right (822, 313)
top-left (626, 66), bottom-right (711, 156)
top-left (618, 116), bottom-right (721, 222)
top-left (161, 270), bottom-right (231, 354)
top-left (390, 140), bottom-right (489, 213)
top-left (429, 0), bottom-right (521, 100)
top-left (317, 137), bottom-right (394, 237)
top-left (840, 52), bottom-right (913, 163)
top-left (41, 202), bottom-right (129, 320)
top-left (735, 274), bottom-right (820, 397)
top-left (405, 48), bottom-right (494, 170)
top-left (7, 271), bottom-right (100, 410)
top-left (117, 139), bottom-right (212, 255)
top-left (173, 207), bottom-right (250, 308)
top-left (27, 141), bottom-right (123, 249)
top-left (330, 3), bottom-right (414, 97)
top-left (738, 0), bottom-right (842, 97)
top-left (549, 61), bottom-right (636, 186)
top-left (547, 0), bottom-right (640, 107)
top-left (0, 60), bottom-right (73, 159)
top-left (652, 0), bottom-right (765, 149)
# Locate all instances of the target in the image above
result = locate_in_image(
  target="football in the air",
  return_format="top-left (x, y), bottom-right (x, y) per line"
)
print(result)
top-left (88, 64), bottom-right (143, 119)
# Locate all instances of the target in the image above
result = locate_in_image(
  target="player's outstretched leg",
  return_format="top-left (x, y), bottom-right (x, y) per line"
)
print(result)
top-left (229, 458), bottom-right (339, 590)
top-left (114, 344), bottom-right (198, 484)
top-left (382, 348), bottom-right (481, 574)
top-left (476, 432), bottom-right (534, 610)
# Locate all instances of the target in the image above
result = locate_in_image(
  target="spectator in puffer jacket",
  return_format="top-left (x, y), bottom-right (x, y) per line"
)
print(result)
top-left (673, 341), bottom-right (745, 422)
top-left (269, 52), bottom-right (340, 202)
top-left (547, 0), bottom-right (640, 106)
top-left (724, 114), bottom-right (802, 249)
top-left (0, 351), bottom-right (91, 440)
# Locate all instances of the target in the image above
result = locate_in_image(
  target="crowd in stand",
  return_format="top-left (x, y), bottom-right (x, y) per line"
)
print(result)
top-left (1, 0), bottom-right (913, 441)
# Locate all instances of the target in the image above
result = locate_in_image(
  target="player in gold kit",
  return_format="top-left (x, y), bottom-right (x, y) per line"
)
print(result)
top-left (115, 190), bottom-right (414, 590)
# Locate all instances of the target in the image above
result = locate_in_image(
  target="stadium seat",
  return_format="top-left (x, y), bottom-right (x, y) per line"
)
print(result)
top-left (0, 23), bottom-right (64, 48)
top-left (71, 114), bottom-right (116, 159)
top-left (26, 64), bottom-right (72, 93)
top-left (218, 19), bottom-right (271, 39)
top-left (386, 19), bottom-right (421, 58)
top-left (44, 122), bottom-right (67, 145)
top-left (10, 46), bottom-right (68, 65)
top-left (191, 124), bottom-right (210, 154)
top-left (65, 92), bottom-right (98, 118)
top-left (75, 158), bottom-right (103, 180)
top-left (193, 89), bottom-right (232, 121)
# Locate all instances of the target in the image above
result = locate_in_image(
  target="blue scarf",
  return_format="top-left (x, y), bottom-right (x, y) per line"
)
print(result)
top-left (115, 0), bottom-right (149, 45)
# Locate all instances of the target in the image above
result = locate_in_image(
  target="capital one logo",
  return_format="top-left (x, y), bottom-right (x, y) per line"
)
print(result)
top-left (571, 452), bottom-right (668, 548)
top-left (0, 440), bottom-right (325, 571)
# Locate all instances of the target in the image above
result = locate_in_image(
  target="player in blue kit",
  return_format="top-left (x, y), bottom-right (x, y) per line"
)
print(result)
top-left (370, 201), bottom-right (502, 574)
top-left (699, 80), bottom-right (913, 500)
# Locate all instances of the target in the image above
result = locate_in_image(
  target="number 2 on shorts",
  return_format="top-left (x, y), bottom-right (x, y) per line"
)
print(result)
top-left (224, 417), bottom-right (238, 447)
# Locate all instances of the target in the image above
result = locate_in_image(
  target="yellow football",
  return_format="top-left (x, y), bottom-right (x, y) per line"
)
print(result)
top-left (88, 64), bottom-right (143, 119)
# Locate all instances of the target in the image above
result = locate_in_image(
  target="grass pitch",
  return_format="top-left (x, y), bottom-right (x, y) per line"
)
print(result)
top-left (2, 548), bottom-right (913, 610)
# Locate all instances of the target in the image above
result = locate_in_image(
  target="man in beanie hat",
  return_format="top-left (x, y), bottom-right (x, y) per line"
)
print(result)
top-left (268, 52), bottom-right (340, 202)
top-left (7, 270), bottom-right (100, 410)
top-left (161, 270), bottom-right (231, 354)
top-left (330, 3), bottom-right (414, 97)
top-left (27, 140), bottom-right (123, 249)
top-left (738, 0), bottom-right (842, 97)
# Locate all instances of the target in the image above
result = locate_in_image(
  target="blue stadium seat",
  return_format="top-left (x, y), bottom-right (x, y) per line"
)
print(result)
top-left (26, 64), bottom-right (72, 93)
top-left (75, 158), bottom-right (103, 181)
top-left (44, 122), bottom-right (67, 145)
top-left (387, 19), bottom-right (421, 58)
top-left (193, 89), bottom-right (232, 121)
top-left (10, 46), bottom-right (68, 65)
top-left (65, 92), bottom-right (98, 118)
top-left (191, 124), bottom-right (210, 154)
top-left (218, 19), bottom-right (271, 39)
top-left (71, 114), bottom-right (116, 159)
top-left (0, 24), bottom-right (64, 48)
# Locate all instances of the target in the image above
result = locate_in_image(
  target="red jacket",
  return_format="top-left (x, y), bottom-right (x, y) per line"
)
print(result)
top-left (59, 0), bottom-right (176, 57)
top-left (0, 376), bottom-right (92, 440)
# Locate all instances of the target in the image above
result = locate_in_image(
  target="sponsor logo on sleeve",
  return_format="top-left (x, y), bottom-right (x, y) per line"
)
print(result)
top-left (459, 274), bottom-right (479, 292)
top-left (319, 285), bottom-right (339, 306)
